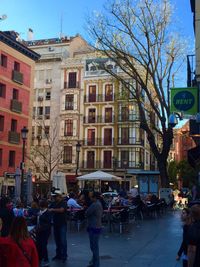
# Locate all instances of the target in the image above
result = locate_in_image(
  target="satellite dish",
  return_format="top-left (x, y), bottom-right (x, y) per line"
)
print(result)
top-left (0, 14), bottom-right (7, 21)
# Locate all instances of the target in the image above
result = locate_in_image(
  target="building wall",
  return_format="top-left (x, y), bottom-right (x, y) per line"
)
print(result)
top-left (0, 40), bottom-right (37, 177)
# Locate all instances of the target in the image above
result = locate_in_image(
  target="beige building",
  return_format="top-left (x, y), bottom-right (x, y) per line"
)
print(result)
top-left (27, 35), bottom-right (91, 187)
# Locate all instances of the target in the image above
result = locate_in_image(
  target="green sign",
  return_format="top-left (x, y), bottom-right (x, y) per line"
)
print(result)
top-left (170, 87), bottom-right (198, 115)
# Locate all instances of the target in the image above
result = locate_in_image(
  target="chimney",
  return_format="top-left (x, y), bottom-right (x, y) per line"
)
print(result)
top-left (27, 28), bottom-right (34, 41)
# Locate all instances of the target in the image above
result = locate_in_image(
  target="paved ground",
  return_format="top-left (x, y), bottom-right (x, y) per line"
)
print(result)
top-left (48, 210), bottom-right (182, 267)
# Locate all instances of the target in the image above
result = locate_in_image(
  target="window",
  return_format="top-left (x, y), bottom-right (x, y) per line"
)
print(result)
top-left (8, 150), bottom-right (15, 167)
top-left (105, 84), bottom-right (113, 101)
top-left (121, 128), bottom-right (129, 145)
top-left (0, 149), bottom-right (2, 166)
top-left (38, 70), bottom-right (44, 81)
top-left (11, 119), bottom-right (17, 132)
top-left (0, 115), bottom-right (4, 131)
top-left (63, 146), bottom-right (72, 163)
top-left (45, 91), bottom-right (51, 100)
top-left (44, 126), bottom-right (50, 137)
top-left (104, 129), bottom-right (112, 145)
top-left (121, 151), bottom-right (129, 168)
top-left (0, 83), bottom-right (6, 98)
top-left (45, 106), bottom-right (50, 119)
top-left (103, 151), bottom-right (112, 168)
top-left (87, 151), bottom-right (95, 168)
top-left (14, 61), bottom-right (20, 71)
top-left (88, 109), bottom-right (96, 123)
top-left (88, 85), bottom-right (96, 102)
top-left (37, 126), bottom-right (42, 136)
top-left (13, 89), bottom-right (19, 100)
top-left (38, 107), bottom-right (43, 116)
top-left (105, 108), bottom-right (112, 123)
top-left (87, 129), bottom-right (95, 145)
top-left (44, 166), bottom-right (48, 173)
top-left (68, 72), bottom-right (77, 88)
top-left (121, 106), bottom-right (129, 121)
top-left (1, 54), bottom-right (7, 67)
top-left (65, 95), bottom-right (74, 110)
top-left (64, 119), bottom-right (73, 136)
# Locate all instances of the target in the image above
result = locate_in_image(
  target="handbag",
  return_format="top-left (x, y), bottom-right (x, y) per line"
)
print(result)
top-left (16, 241), bottom-right (32, 265)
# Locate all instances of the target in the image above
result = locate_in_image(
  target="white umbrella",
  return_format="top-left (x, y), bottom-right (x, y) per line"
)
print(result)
top-left (77, 170), bottom-right (122, 181)
top-left (52, 171), bottom-right (68, 194)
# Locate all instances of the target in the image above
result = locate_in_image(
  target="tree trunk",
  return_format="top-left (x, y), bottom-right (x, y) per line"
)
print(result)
top-left (158, 160), bottom-right (169, 188)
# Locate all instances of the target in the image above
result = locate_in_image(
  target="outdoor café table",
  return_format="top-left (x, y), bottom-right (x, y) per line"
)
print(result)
top-left (103, 208), bottom-right (124, 232)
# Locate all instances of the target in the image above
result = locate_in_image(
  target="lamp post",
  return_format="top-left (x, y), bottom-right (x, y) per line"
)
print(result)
top-left (20, 126), bottom-right (28, 202)
top-left (123, 160), bottom-right (128, 190)
top-left (76, 141), bottom-right (81, 176)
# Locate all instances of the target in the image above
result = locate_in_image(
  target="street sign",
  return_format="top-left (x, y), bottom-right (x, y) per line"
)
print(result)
top-left (170, 87), bottom-right (198, 115)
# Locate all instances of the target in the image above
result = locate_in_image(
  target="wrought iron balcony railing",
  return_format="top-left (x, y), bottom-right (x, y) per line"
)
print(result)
top-left (8, 131), bottom-right (20, 144)
top-left (10, 99), bottom-right (22, 113)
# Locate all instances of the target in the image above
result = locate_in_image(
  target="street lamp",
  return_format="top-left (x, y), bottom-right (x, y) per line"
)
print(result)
top-left (21, 126), bottom-right (28, 201)
top-left (76, 141), bottom-right (81, 176)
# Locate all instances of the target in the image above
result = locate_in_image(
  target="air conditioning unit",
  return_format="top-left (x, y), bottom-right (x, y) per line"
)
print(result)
top-left (46, 79), bottom-right (52, 84)
top-left (38, 96), bottom-right (43, 101)
top-left (48, 46), bottom-right (54, 52)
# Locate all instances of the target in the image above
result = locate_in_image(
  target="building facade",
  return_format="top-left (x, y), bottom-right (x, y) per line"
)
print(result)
top-left (0, 31), bottom-right (40, 191)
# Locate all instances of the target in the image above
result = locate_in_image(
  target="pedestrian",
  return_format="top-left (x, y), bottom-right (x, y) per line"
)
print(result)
top-left (49, 189), bottom-right (68, 263)
top-left (0, 217), bottom-right (2, 236)
top-left (0, 216), bottom-right (39, 267)
top-left (176, 208), bottom-right (192, 267)
top-left (0, 196), bottom-right (14, 237)
top-left (36, 199), bottom-right (52, 267)
top-left (67, 192), bottom-right (83, 209)
top-left (85, 191), bottom-right (103, 267)
top-left (187, 204), bottom-right (200, 267)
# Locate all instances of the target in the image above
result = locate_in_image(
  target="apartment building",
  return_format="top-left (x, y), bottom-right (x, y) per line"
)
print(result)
top-left (27, 35), bottom-right (91, 187)
top-left (0, 31), bottom-right (40, 191)
top-left (82, 57), bottom-right (154, 190)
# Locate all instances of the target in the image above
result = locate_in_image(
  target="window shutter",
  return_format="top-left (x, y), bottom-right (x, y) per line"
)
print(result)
top-left (60, 120), bottom-right (65, 137)
top-left (61, 95), bottom-right (65, 111)
top-left (73, 120), bottom-right (77, 136)
top-left (74, 94), bottom-right (78, 110)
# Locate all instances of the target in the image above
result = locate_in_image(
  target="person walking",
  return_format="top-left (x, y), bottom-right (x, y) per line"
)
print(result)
top-left (85, 191), bottom-right (103, 267)
top-left (36, 199), bottom-right (52, 267)
top-left (176, 208), bottom-right (192, 267)
top-left (49, 190), bottom-right (68, 263)
top-left (0, 216), bottom-right (39, 267)
top-left (187, 204), bottom-right (200, 267)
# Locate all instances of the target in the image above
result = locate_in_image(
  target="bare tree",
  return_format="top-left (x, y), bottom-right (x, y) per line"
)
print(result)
top-left (87, 0), bottom-right (186, 187)
top-left (28, 120), bottom-right (63, 182)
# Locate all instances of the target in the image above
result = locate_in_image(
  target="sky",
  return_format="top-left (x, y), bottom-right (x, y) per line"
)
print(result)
top-left (0, 0), bottom-right (194, 42)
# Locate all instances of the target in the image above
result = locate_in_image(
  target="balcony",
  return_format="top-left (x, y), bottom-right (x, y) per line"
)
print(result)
top-left (118, 113), bottom-right (140, 122)
top-left (12, 70), bottom-right (23, 84)
top-left (8, 131), bottom-right (20, 144)
top-left (118, 137), bottom-right (144, 146)
top-left (81, 160), bottom-right (144, 170)
top-left (10, 99), bottom-right (22, 113)
top-left (84, 94), bottom-right (115, 103)
top-left (83, 115), bottom-right (115, 124)
top-left (65, 103), bottom-right (74, 110)
top-left (64, 81), bottom-right (80, 89)
top-left (82, 138), bottom-right (115, 146)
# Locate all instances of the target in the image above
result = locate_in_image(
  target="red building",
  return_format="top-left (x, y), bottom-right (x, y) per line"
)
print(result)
top-left (0, 31), bottom-right (40, 184)
top-left (169, 121), bottom-right (196, 162)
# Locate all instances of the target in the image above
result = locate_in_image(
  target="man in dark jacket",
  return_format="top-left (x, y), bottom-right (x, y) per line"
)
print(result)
top-left (187, 204), bottom-right (200, 267)
top-left (49, 190), bottom-right (68, 263)
top-left (85, 191), bottom-right (103, 267)
top-left (36, 199), bottom-right (51, 267)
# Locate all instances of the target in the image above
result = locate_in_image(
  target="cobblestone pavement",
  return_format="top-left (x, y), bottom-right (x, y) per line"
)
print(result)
top-left (47, 210), bottom-right (182, 267)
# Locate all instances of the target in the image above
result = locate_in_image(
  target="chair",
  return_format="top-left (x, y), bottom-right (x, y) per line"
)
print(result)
top-left (111, 208), bottom-right (129, 234)
top-left (68, 209), bottom-right (85, 232)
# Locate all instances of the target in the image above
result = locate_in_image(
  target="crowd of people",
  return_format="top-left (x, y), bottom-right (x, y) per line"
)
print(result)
top-left (0, 187), bottom-right (200, 267)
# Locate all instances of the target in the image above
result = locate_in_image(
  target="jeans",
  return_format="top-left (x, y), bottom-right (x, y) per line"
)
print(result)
top-left (36, 230), bottom-right (51, 261)
top-left (88, 231), bottom-right (101, 267)
top-left (53, 224), bottom-right (67, 260)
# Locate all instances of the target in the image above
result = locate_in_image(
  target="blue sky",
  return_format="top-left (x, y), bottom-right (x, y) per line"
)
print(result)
top-left (0, 0), bottom-right (194, 42)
